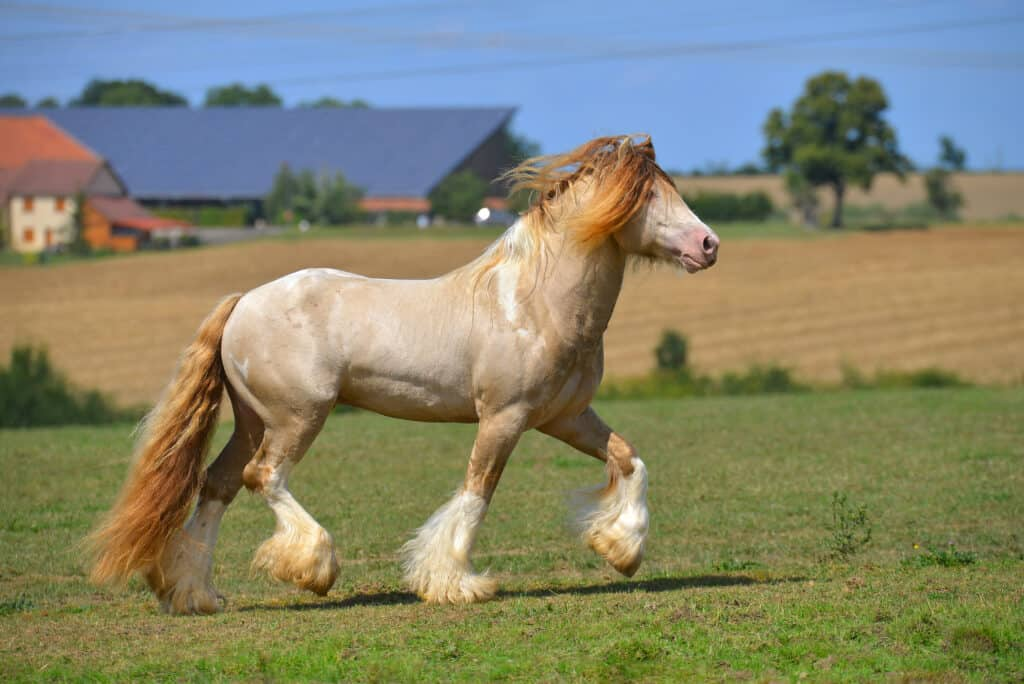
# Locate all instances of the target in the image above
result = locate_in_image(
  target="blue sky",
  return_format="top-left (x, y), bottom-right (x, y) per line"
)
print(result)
top-left (1, 0), bottom-right (1022, 171)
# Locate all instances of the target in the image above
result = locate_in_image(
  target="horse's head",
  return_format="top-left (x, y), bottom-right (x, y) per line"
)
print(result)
top-left (614, 173), bottom-right (720, 273)
top-left (504, 134), bottom-right (719, 273)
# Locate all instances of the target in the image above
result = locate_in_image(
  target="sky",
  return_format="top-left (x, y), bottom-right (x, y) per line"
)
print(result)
top-left (1, 0), bottom-right (1022, 172)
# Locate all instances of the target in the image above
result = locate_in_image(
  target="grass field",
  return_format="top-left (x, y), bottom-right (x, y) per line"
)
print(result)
top-left (2, 222), bottom-right (1023, 406)
top-left (1, 389), bottom-right (1022, 681)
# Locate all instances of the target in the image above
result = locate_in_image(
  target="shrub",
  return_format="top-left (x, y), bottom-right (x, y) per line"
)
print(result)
top-left (719, 365), bottom-right (805, 395)
top-left (823, 491), bottom-right (872, 561)
top-left (429, 171), bottom-right (488, 222)
top-left (655, 330), bottom-right (688, 371)
top-left (682, 190), bottom-right (774, 222)
top-left (0, 345), bottom-right (131, 427)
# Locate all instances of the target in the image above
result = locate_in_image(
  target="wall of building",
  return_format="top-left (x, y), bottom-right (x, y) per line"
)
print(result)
top-left (7, 195), bottom-right (75, 253)
top-left (451, 127), bottom-right (514, 197)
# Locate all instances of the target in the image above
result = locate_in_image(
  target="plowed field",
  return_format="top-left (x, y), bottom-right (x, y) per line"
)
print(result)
top-left (2, 226), bottom-right (1022, 405)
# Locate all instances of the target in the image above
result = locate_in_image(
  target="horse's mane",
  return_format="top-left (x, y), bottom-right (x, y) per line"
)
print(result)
top-left (472, 134), bottom-right (672, 279)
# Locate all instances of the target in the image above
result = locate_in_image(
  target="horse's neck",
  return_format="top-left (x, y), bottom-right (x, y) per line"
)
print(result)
top-left (534, 230), bottom-right (626, 350)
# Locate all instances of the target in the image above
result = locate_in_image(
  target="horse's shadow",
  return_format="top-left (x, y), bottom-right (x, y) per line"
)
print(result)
top-left (241, 573), bottom-right (803, 612)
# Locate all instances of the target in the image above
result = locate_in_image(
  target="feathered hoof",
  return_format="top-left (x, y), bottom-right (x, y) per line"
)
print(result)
top-left (150, 576), bottom-right (225, 615)
top-left (585, 527), bottom-right (644, 577)
top-left (407, 568), bottom-right (498, 605)
top-left (252, 527), bottom-right (340, 596)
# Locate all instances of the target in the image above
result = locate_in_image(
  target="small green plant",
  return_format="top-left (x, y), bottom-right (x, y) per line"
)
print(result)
top-left (902, 543), bottom-right (976, 568)
top-left (0, 595), bottom-right (34, 616)
top-left (823, 491), bottom-right (872, 561)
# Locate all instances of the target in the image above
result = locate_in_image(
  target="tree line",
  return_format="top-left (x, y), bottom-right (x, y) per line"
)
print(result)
top-left (0, 79), bottom-right (369, 109)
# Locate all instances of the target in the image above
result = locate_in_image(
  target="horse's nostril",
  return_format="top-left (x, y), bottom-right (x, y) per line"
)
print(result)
top-left (702, 235), bottom-right (717, 254)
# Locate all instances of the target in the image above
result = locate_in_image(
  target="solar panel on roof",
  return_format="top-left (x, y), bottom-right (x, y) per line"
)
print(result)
top-left (24, 107), bottom-right (515, 201)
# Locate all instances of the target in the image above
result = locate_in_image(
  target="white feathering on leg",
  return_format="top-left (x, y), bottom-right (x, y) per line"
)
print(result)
top-left (401, 490), bottom-right (497, 604)
top-left (572, 457), bottom-right (649, 576)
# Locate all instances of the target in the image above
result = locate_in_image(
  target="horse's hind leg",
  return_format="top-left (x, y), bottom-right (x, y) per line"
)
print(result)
top-left (147, 394), bottom-right (263, 614)
top-left (244, 409), bottom-right (340, 596)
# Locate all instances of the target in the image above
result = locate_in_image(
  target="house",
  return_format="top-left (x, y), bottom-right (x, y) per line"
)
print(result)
top-left (18, 107), bottom-right (518, 216)
top-left (0, 115), bottom-right (189, 253)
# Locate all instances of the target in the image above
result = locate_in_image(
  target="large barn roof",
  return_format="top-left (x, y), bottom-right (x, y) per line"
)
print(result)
top-left (21, 107), bottom-right (515, 202)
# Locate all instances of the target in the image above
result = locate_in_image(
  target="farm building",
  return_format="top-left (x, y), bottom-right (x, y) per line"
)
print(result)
top-left (12, 107), bottom-right (518, 217)
top-left (0, 116), bottom-right (189, 253)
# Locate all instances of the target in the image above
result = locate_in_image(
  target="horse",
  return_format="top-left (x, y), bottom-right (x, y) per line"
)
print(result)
top-left (86, 134), bottom-right (720, 615)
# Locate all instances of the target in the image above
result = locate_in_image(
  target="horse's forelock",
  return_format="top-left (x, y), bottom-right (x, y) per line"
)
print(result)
top-left (504, 134), bottom-right (668, 248)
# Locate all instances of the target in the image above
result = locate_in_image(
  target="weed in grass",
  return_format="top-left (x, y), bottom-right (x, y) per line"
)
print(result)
top-left (0, 595), bottom-right (34, 615)
top-left (823, 491), bottom-right (872, 561)
top-left (903, 544), bottom-right (977, 568)
top-left (714, 558), bottom-right (762, 572)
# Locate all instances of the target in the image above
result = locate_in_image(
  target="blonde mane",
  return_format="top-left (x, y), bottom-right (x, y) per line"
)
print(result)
top-left (474, 134), bottom-right (672, 278)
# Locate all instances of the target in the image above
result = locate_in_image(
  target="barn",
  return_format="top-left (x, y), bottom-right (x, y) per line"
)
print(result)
top-left (25, 107), bottom-right (519, 216)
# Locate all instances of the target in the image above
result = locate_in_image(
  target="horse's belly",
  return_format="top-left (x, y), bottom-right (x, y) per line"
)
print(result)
top-left (339, 371), bottom-right (477, 423)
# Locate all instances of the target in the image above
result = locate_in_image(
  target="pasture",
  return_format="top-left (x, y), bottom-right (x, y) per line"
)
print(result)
top-left (1, 389), bottom-right (1022, 681)
top-left (2, 223), bottom-right (1023, 407)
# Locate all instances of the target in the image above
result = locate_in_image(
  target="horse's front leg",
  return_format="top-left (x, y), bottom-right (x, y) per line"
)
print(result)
top-left (539, 407), bottom-right (649, 577)
top-left (402, 410), bottom-right (525, 604)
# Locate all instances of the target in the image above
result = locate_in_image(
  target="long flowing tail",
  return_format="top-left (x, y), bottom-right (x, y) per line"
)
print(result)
top-left (86, 293), bottom-right (243, 586)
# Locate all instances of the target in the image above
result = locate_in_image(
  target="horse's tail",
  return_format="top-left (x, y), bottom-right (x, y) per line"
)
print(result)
top-left (86, 293), bottom-right (243, 586)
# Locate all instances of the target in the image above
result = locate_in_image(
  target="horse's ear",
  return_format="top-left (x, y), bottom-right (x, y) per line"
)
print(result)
top-left (635, 136), bottom-right (656, 161)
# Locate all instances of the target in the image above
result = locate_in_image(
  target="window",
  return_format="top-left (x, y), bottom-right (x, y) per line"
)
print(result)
top-left (23, 196), bottom-right (34, 212)
top-left (23, 227), bottom-right (35, 243)
top-left (55, 197), bottom-right (66, 212)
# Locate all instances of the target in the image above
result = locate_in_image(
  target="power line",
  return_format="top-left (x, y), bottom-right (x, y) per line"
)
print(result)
top-left (262, 14), bottom-right (1024, 86)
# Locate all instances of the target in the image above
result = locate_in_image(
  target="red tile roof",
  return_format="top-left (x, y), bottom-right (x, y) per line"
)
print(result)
top-left (0, 116), bottom-right (97, 169)
top-left (88, 195), bottom-right (188, 231)
top-left (4, 159), bottom-right (105, 196)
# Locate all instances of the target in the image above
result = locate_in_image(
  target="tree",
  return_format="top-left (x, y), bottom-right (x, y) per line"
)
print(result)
top-left (314, 172), bottom-right (364, 224)
top-left (35, 96), bottom-right (60, 108)
top-left (503, 128), bottom-right (541, 164)
top-left (69, 192), bottom-right (91, 255)
top-left (264, 163), bottom-right (299, 223)
top-left (939, 135), bottom-right (967, 171)
top-left (70, 79), bottom-right (188, 106)
top-left (204, 83), bottom-right (282, 107)
top-left (299, 96), bottom-right (371, 109)
top-left (429, 170), bottom-right (488, 222)
top-left (763, 71), bottom-right (912, 228)
top-left (0, 93), bottom-right (26, 108)
top-left (924, 135), bottom-right (966, 219)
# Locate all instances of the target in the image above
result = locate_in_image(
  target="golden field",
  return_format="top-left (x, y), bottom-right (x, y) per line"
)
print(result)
top-left (2, 225), bottom-right (1023, 406)
top-left (676, 172), bottom-right (1024, 222)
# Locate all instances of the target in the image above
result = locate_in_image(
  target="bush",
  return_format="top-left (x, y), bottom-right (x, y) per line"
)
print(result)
top-left (823, 491), bottom-right (872, 561)
top-left (151, 204), bottom-right (251, 227)
top-left (682, 190), bottom-right (774, 222)
top-left (655, 330), bottom-right (688, 371)
top-left (429, 171), bottom-right (488, 222)
top-left (0, 345), bottom-right (132, 427)
top-left (718, 365), bottom-right (805, 395)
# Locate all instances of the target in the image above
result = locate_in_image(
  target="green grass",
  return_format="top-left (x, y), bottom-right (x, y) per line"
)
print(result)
top-left (1, 389), bottom-right (1022, 681)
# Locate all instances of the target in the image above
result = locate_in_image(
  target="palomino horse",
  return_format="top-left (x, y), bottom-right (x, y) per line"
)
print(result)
top-left (87, 135), bottom-right (719, 614)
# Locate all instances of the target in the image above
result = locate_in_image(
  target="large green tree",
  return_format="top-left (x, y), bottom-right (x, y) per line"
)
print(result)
top-left (204, 83), bottom-right (282, 107)
top-left (763, 71), bottom-right (912, 228)
top-left (70, 79), bottom-right (188, 106)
